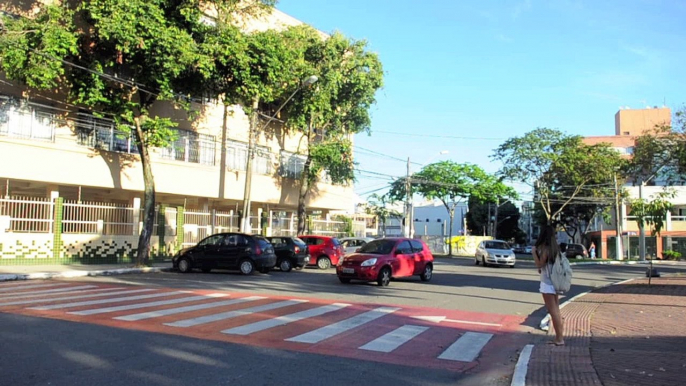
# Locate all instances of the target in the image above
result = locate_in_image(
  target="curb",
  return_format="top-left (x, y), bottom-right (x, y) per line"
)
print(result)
top-left (510, 344), bottom-right (533, 386)
top-left (0, 267), bottom-right (173, 282)
top-left (539, 277), bottom-right (634, 330)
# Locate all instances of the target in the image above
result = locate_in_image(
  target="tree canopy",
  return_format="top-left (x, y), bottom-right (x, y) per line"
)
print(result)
top-left (493, 128), bottom-right (625, 227)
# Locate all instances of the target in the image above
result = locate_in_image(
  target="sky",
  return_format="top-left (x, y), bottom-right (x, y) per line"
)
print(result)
top-left (277, 0), bottom-right (686, 205)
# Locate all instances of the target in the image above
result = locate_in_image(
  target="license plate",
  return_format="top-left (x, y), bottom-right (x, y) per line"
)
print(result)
top-left (342, 268), bottom-right (354, 274)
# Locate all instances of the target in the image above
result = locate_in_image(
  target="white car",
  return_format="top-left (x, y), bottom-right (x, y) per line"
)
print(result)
top-left (475, 240), bottom-right (516, 268)
top-left (339, 237), bottom-right (374, 255)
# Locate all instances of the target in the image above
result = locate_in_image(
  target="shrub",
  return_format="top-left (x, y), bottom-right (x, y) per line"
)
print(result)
top-left (662, 250), bottom-right (682, 260)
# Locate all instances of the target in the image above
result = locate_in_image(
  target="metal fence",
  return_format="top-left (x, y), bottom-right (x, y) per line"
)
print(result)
top-left (0, 196), bottom-right (54, 233)
top-left (62, 200), bottom-right (139, 235)
top-left (0, 105), bottom-right (56, 142)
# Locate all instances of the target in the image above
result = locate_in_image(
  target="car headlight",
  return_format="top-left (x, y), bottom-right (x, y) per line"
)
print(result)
top-left (360, 258), bottom-right (377, 267)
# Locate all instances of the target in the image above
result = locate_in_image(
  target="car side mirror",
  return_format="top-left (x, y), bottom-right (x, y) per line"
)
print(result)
top-left (394, 249), bottom-right (403, 255)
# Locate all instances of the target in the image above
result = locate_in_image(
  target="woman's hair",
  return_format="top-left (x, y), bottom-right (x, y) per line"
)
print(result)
top-left (535, 225), bottom-right (560, 263)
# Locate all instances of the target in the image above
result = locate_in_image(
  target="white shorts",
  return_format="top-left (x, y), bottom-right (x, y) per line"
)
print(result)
top-left (539, 282), bottom-right (556, 294)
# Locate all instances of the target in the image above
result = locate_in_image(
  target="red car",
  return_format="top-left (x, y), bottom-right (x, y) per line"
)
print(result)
top-left (298, 235), bottom-right (345, 269)
top-left (336, 238), bottom-right (434, 286)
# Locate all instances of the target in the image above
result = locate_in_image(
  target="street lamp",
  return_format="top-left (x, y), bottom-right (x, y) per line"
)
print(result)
top-left (240, 75), bottom-right (318, 233)
top-left (405, 150), bottom-right (449, 237)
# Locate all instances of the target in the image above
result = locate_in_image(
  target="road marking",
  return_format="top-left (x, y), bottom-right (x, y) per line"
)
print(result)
top-left (222, 303), bottom-right (351, 336)
top-left (438, 332), bottom-right (493, 362)
top-left (0, 285), bottom-right (101, 299)
top-left (30, 291), bottom-right (187, 310)
top-left (511, 344), bottom-right (533, 386)
top-left (411, 315), bottom-right (502, 327)
top-left (0, 288), bottom-right (154, 307)
top-left (359, 324), bottom-right (429, 353)
top-left (68, 293), bottom-right (228, 315)
top-left (165, 299), bottom-right (308, 328)
top-left (286, 306), bottom-right (400, 344)
top-left (0, 283), bottom-right (65, 292)
top-left (114, 296), bottom-right (266, 321)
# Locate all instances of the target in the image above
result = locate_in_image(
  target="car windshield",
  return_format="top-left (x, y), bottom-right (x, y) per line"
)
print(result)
top-left (358, 239), bottom-right (396, 254)
top-left (485, 241), bottom-right (510, 250)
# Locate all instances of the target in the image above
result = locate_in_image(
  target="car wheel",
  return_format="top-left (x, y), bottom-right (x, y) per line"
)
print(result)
top-left (317, 256), bottom-right (331, 270)
top-left (339, 277), bottom-right (351, 284)
top-left (177, 258), bottom-right (192, 273)
top-left (377, 267), bottom-right (391, 287)
top-left (420, 264), bottom-right (433, 282)
top-left (239, 259), bottom-right (255, 275)
top-left (510, 264), bottom-right (516, 268)
top-left (482, 256), bottom-right (488, 267)
top-left (279, 259), bottom-right (293, 272)
top-left (201, 268), bottom-right (211, 273)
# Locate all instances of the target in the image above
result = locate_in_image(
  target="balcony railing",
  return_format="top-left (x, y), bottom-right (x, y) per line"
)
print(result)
top-left (0, 105), bottom-right (55, 142)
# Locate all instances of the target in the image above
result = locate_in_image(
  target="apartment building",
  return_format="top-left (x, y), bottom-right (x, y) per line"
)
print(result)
top-left (0, 5), bottom-right (356, 263)
top-left (583, 107), bottom-right (686, 259)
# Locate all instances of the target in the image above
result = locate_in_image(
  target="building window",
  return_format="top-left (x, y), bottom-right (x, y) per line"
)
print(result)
top-left (75, 112), bottom-right (138, 153)
top-left (280, 151), bottom-right (307, 179)
top-left (226, 140), bottom-right (248, 171)
top-left (226, 141), bottom-right (272, 175)
top-left (0, 99), bottom-right (55, 142)
top-left (160, 129), bottom-right (215, 165)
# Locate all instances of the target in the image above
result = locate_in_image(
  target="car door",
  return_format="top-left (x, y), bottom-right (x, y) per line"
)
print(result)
top-left (214, 234), bottom-right (243, 269)
top-left (196, 234), bottom-right (226, 269)
top-left (410, 240), bottom-right (426, 275)
top-left (393, 240), bottom-right (414, 277)
top-left (270, 237), bottom-right (290, 260)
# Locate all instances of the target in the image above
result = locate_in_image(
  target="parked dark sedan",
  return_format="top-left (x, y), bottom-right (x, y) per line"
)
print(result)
top-left (265, 236), bottom-right (310, 272)
top-left (173, 233), bottom-right (276, 275)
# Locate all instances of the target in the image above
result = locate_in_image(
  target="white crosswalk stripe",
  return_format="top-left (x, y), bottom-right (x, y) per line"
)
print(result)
top-left (68, 293), bottom-right (229, 316)
top-left (0, 285), bottom-right (100, 299)
top-left (222, 303), bottom-right (351, 336)
top-left (438, 331), bottom-right (493, 362)
top-left (29, 291), bottom-right (187, 310)
top-left (286, 306), bottom-right (400, 344)
top-left (0, 283), bottom-right (65, 292)
top-left (359, 325), bottom-right (429, 353)
top-left (165, 299), bottom-right (309, 328)
top-left (0, 288), bottom-right (153, 307)
top-left (114, 296), bottom-right (266, 321)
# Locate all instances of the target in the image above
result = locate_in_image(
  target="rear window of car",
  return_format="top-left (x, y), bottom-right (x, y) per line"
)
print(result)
top-left (302, 237), bottom-right (324, 246)
top-left (331, 238), bottom-right (341, 246)
top-left (293, 237), bottom-right (306, 245)
top-left (256, 238), bottom-right (271, 249)
top-left (359, 239), bottom-right (396, 254)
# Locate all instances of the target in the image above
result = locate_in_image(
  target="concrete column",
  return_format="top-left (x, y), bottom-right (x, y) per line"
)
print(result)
top-left (257, 207), bottom-right (263, 235)
top-left (46, 184), bottom-right (59, 200)
top-left (132, 197), bottom-right (141, 236)
top-left (666, 211), bottom-right (672, 231)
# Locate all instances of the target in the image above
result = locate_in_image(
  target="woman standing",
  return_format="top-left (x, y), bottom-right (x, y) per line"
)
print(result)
top-left (533, 225), bottom-right (565, 346)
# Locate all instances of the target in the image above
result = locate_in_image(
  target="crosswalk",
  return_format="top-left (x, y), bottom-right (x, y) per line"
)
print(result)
top-left (0, 281), bottom-right (503, 367)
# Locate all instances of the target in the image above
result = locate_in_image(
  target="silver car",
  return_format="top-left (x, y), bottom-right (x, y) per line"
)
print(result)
top-left (339, 237), bottom-right (374, 255)
top-left (475, 240), bottom-right (516, 267)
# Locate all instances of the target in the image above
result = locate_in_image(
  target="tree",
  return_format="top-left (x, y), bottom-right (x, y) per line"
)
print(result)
top-left (390, 161), bottom-right (517, 256)
top-left (493, 128), bottom-right (625, 227)
top-left (279, 28), bottom-right (384, 234)
top-left (0, 1), bottom-right (274, 266)
top-left (363, 194), bottom-right (399, 237)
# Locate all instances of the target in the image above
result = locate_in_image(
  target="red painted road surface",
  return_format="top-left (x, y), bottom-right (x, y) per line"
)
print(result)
top-left (0, 281), bottom-right (530, 372)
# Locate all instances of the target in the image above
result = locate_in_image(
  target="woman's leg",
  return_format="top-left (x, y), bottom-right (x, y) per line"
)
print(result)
top-left (542, 293), bottom-right (564, 345)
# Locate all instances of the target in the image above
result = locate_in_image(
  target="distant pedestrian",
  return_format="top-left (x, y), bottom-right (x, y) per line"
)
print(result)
top-left (532, 225), bottom-right (565, 346)
top-left (589, 242), bottom-right (596, 259)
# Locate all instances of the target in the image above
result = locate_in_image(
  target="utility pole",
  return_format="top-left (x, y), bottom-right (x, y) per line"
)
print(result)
top-left (638, 180), bottom-right (646, 261)
top-left (405, 157), bottom-right (411, 237)
top-left (487, 203), bottom-right (492, 237)
top-left (494, 198), bottom-right (499, 240)
top-left (614, 174), bottom-right (623, 260)
top-left (240, 97), bottom-right (259, 233)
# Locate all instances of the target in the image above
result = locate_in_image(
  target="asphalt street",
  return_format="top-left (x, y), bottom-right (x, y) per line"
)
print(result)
top-left (2, 258), bottom-right (684, 386)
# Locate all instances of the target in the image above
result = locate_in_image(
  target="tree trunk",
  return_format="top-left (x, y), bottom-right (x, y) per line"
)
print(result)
top-left (133, 114), bottom-right (155, 267)
top-left (448, 208), bottom-right (454, 256)
top-left (296, 156), bottom-right (311, 234)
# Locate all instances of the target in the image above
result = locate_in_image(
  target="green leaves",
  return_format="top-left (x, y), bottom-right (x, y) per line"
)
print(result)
top-left (309, 140), bottom-right (355, 184)
top-left (630, 189), bottom-right (675, 236)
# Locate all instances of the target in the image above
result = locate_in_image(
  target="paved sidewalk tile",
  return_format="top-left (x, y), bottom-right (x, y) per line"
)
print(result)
top-left (527, 277), bottom-right (686, 386)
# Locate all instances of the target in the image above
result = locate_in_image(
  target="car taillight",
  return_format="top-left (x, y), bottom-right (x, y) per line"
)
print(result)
top-left (255, 245), bottom-right (262, 255)
top-left (294, 246), bottom-right (300, 254)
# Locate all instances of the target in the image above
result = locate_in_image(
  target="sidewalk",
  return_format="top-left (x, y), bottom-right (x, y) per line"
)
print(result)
top-left (526, 276), bottom-right (686, 386)
top-left (0, 262), bottom-right (172, 281)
